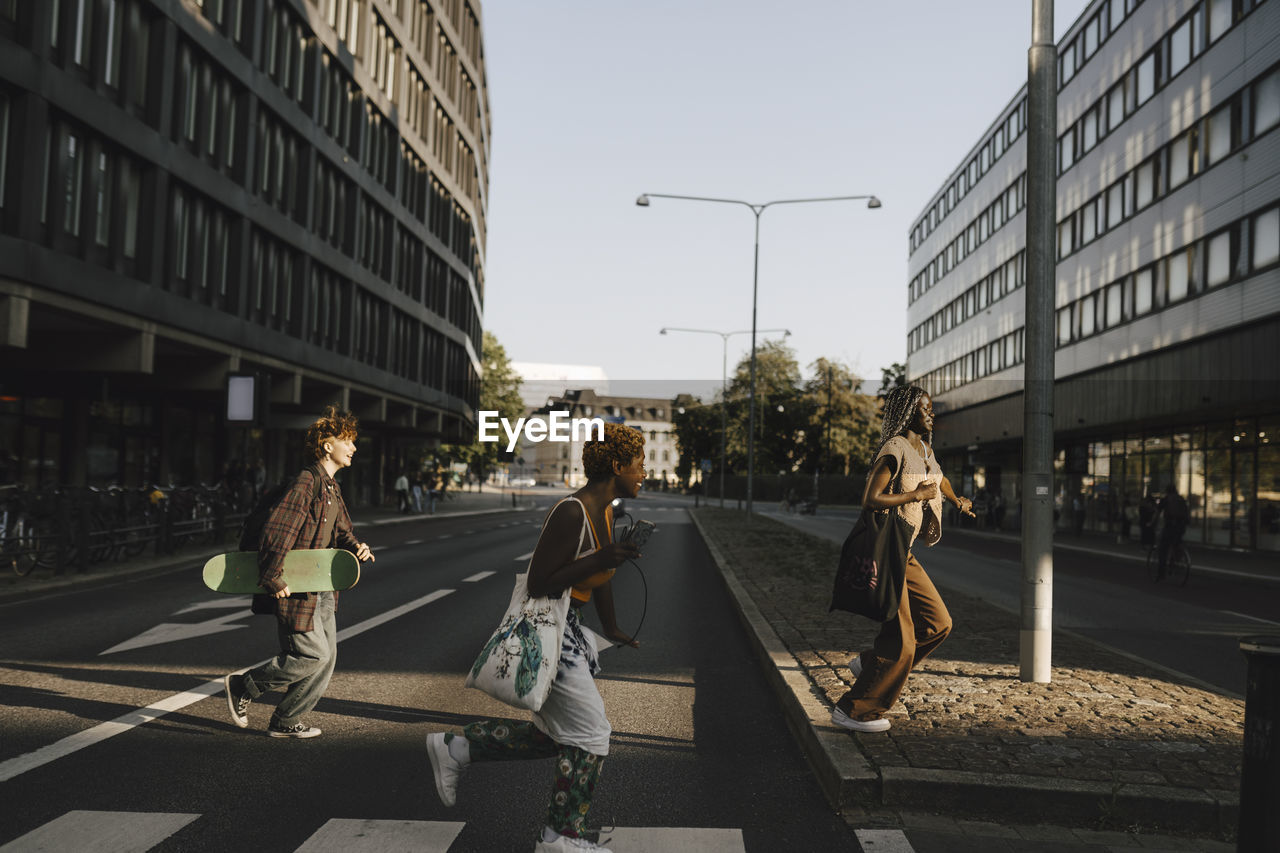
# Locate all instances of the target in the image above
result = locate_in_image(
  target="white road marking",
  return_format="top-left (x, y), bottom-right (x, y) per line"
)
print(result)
top-left (606, 827), bottom-right (745, 852)
top-left (461, 571), bottom-right (494, 582)
top-left (0, 815), bottom-right (754, 852)
top-left (855, 829), bottom-right (916, 852)
top-left (0, 810), bottom-right (200, 852)
top-left (174, 598), bottom-right (253, 615)
top-left (0, 589), bottom-right (456, 783)
top-left (1223, 609), bottom-right (1280, 626)
top-left (100, 611), bottom-right (251, 656)
top-left (437, 534), bottom-right (452, 539)
top-left (404, 539), bottom-right (423, 545)
top-left (514, 550), bottom-right (535, 561)
top-left (294, 819), bottom-right (465, 852)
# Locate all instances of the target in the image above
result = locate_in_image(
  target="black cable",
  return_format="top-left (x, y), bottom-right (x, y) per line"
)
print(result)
top-left (599, 510), bottom-right (649, 651)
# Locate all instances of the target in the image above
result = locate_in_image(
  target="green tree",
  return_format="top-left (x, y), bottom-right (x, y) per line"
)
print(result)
top-left (671, 398), bottom-right (721, 489)
top-left (724, 338), bottom-right (805, 474)
top-left (800, 359), bottom-right (879, 475)
top-left (878, 361), bottom-right (908, 397)
top-left (440, 331), bottom-right (524, 485)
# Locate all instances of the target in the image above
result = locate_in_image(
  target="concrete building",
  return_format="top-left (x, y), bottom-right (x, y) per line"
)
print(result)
top-left (0, 0), bottom-right (489, 505)
top-left (906, 0), bottom-right (1279, 551)
top-left (522, 390), bottom-right (680, 490)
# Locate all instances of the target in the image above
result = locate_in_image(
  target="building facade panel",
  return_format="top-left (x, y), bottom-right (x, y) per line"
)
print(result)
top-left (906, 0), bottom-right (1280, 553)
top-left (0, 0), bottom-right (491, 505)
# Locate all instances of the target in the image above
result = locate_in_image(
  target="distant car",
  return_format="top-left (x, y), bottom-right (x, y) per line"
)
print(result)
top-left (510, 477), bottom-right (536, 487)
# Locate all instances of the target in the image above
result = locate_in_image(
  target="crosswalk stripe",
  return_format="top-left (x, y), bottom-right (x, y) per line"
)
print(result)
top-left (461, 571), bottom-right (494, 582)
top-left (0, 810), bottom-right (199, 853)
top-left (854, 828), bottom-right (915, 852)
top-left (294, 819), bottom-right (465, 853)
top-left (606, 827), bottom-right (745, 852)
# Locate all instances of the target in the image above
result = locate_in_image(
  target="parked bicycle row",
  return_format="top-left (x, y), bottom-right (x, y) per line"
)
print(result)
top-left (0, 483), bottom-right (250, 577)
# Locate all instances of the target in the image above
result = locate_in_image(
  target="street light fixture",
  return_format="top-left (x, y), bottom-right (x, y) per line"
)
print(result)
top-left (659, 326), bottom-right (790, 508)
top-left (638, 192), bottom-right (881, 515)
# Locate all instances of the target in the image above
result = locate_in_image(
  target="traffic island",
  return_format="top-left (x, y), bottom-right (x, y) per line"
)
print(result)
top-left (690, 507), bottom-right (1242, 840)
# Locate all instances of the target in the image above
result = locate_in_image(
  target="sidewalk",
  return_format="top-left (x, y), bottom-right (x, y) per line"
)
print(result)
top-left (0, 487), bottom-right (538, 605)
top-left (689, 507), bottom-right (1245, 843)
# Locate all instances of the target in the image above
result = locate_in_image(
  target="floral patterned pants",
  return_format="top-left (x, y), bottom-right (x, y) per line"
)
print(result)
top-left (460, 719), bottom-right (604, 838)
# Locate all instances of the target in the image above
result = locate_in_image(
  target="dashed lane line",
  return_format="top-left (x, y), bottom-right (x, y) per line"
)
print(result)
top-left (854, 829), bottom-right (916, 852)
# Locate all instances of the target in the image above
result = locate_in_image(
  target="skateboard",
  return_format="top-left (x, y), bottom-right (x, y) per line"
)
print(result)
top-left (202, 549), bottom-right (360, 594)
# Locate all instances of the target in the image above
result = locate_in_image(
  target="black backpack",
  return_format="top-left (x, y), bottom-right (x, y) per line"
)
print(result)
top-left (238, 473), bottom-right (321, 552)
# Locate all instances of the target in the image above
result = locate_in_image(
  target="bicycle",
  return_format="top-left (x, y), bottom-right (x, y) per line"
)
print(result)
top-left (1146, 540), bottom-right (1191, 586)
top-left (0, 486), bottom-right (39, 576)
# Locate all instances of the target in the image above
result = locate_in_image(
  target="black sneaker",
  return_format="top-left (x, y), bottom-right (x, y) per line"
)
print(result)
top-left (267, 721), bottom-right (322, 738)
top-left (224, 673), bottom-right (251, 728)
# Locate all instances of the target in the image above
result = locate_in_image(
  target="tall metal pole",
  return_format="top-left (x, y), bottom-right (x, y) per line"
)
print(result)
top-left (746, 211), bottom-right (762, 517)
top-left (720, 336), bottom-right (728, 509)
top-left (1022, 0), bottom-right (1057, 683)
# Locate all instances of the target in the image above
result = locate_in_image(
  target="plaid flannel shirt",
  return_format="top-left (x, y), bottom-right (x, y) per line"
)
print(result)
top-left (257, 464), bottom-right (360, 633)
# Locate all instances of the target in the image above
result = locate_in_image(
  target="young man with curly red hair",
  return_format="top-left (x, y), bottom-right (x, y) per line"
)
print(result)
top-left (426, 421), bottom-right (646, 853)
top-left (223, 405), bottom-right (375, 738)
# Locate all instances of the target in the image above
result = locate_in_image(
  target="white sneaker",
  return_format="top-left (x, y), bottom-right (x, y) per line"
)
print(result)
top-left (830, 706), bottom-right (891, 733)
top-left (847, 655), bottom-right (863, 678)
top-left (426, 732), bottom-right (464, 807)
top-left (534, 832), bottom-right (613, 853)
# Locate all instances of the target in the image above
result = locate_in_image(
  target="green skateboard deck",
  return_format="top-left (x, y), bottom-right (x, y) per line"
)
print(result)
top-left (202, 549), bottom-right (360, 594)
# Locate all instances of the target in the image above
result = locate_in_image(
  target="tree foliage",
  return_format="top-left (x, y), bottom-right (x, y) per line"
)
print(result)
top-left (669, 340), bottom-right (889, 486)
top-left (439, 331), bottom-right (524, 481)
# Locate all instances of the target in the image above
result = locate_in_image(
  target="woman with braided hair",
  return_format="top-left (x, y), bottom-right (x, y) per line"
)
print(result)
top-left (831, 385), bottom-right (974, 733)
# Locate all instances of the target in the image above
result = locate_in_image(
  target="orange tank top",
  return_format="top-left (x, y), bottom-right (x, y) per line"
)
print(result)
top-left (569, 499), bottom-right (614, 603)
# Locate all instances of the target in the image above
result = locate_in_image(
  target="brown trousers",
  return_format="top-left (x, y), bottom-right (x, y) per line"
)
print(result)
top-left (836, 551), bottom-right (952, 720)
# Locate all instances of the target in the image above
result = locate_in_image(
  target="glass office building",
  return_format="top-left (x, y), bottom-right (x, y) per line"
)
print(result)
top-left (906, 0), bottom-right (1279, 551)
top-left (0, 0), bottom-right (489, 504)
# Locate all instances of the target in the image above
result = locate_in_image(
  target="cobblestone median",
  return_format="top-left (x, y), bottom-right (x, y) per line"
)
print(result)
top-left (694, 508), bottom-right (1244, 798)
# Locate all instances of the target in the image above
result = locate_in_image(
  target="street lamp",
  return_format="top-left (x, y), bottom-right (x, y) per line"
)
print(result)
top-left (660, 326), bottom-right (790, 508)
top-left (638, 192), bottom-right (881, 515)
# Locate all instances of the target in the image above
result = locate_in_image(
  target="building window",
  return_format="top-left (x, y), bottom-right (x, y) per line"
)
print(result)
top-left (1208, 0), bottom-right (1233, 43)
top-left (1207, 104), bottom-right (1235, 164)
top-left (1206, 229), bottom-right (1233, 287)
top-left (93, 149), bottom-right (110, 246)
top-left (1167, 247), bottom-right (1191, 302)
top-left (62, 131), bottom-right (83, 236)
top-left (1136, 53), bottom-right (1156, 105)
top-left (1253, 207), bottom-right (1280, 270)
top-left (1254, 67), bottom-right (1280, 138)
top-left (119, 158), bottom-right (140, 259)
top-left (1168, 18), bottom-right (1193, 79)
top-left (1134, 268), bottom-right (1154, 316)
top-left (1105, 282), bottom-right (1123, 327)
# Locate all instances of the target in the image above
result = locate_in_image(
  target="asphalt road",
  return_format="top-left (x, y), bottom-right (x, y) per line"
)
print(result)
top-left (0, 496), bottom-right (858, 852)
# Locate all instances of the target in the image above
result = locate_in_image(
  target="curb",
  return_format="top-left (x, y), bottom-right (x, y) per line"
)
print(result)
top-left (688, 510), bottom-right (1237, 836)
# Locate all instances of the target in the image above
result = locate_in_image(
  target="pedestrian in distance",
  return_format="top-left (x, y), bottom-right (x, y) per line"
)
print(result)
top-left (395, 470), bottom-right (411, 514)
top-left (411, 471), bottom-right (424, 513)
top-left (832, 385), bottom-right (974, 734)
top-left (223, 405), bottom-right (375, 738)
top-left (1156, 482), bottom-right (1190, 578)
top-left (1139, 491), bottom-right (1159, 547)
top-left (426, 421), bottom-right (646, 853)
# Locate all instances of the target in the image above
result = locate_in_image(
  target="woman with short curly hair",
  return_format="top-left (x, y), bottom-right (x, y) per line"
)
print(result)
top-left (427, 420), bottom-right (646, 853)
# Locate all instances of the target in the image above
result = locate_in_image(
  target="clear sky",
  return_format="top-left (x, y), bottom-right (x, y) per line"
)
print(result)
top-left (479, 1), bottom-right (1091, 397)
